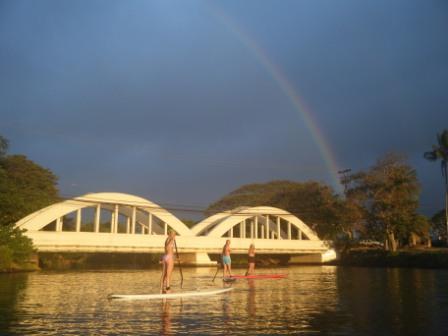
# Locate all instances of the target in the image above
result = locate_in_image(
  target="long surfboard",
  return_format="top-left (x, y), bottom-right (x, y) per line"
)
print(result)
top-left (230, 274), bottom-right (287, 279)
top-left (109, 287), bottom-right (233, 300)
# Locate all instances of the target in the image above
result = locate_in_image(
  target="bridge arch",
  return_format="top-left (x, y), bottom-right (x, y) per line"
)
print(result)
top-left (15, 192), bottom-right (192, 236)
top-left (201, 206), bottom-right (320, 241)
top-left (190, 206), bottom-right (250, 236)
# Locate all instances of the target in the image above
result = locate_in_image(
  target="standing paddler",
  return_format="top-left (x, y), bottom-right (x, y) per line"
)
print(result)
top-left (245, 244), bottom-right (256, 276)
top-left (160, 230), bottom-right (176, 293)
top-left (222, 239), bottom-right (232, 278)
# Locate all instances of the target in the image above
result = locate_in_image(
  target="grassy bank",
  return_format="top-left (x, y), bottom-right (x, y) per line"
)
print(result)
top-left (0, 252), bottom-right (40, 273)
top-left (335, 248), bottom-right (448, 269)
top-left (0, 261), bottom-right (40, 273)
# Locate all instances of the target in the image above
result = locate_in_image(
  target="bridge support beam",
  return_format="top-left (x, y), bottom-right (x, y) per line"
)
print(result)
top-left (94, 205), bottom-right (100, 233)
top-left (255, 216), bottom-right (258, 239)
top-left (266, 215), bottom-right (269, 239)
top-left (131, 207), bottom-right (136, 234)
top-left (277, 217), bottom-right (280, 239)
top-left (76, 209), bottom-right (81, 232)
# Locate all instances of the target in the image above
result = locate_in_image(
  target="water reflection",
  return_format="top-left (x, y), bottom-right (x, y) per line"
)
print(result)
top-left (1, 267), bottom-right (448, 334)
top-left (246, 279), bottom-right (256, 318)
top-left (334, 267), bottom-right (448, 335)
top-left (0, 273), bottom-right (28, 335)
top-left (161, 299), bottom-right (172, 335)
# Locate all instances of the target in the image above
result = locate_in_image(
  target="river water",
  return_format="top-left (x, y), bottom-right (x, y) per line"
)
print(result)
top-left (1, 266), bottom-right (448, 335)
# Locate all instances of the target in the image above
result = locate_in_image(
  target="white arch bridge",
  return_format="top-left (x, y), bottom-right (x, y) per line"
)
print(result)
top-left (15, 193), bottom-right (336, 265)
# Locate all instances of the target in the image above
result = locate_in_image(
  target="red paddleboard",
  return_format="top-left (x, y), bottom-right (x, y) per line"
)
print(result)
top-left (230, 274), bottom-right (287, 279)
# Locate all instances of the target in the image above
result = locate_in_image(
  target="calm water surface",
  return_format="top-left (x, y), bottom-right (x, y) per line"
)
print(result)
top-left (1, 266), bottom-right (448, 335)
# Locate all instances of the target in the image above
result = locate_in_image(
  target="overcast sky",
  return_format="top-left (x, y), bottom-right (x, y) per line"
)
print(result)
top-left (1, 0), bottom-right (447, 219)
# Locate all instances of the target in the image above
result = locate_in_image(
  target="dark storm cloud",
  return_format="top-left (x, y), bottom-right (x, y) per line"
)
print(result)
top-left (1, 0), bottom-right (447, 216)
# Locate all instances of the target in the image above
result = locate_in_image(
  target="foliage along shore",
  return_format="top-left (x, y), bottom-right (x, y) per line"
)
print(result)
top-left (6, 250), bottom-right (448, 272)
top-left (31, 253), bottom-right (290, 271)
top-left (331, 248), bottom-right (448, 269)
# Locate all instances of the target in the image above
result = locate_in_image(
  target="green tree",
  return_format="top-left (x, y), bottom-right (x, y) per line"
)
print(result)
top-left (430, 209), bottom-right (446, 242)
top-left (0, 225), bottom-right (34, 270)
top-left (0, 135), bottom-right (8, 157)
top-left (346, 153), bottom-right (423, 251)
top-left (0, 154), bottom-right (59, 226)
top-left (424, 129), bottom-right (448, 244)
top-left (0, 135), bottom-right (59, 270)
top-left (207, 180), bottom-right (352, 240)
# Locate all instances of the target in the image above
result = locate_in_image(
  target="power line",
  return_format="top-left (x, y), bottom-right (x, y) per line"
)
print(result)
top-left (57, 194), bottom-right (343, 218)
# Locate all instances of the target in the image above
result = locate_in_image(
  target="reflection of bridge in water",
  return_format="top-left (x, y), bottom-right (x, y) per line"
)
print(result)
top-left (15, 193), bottom-right (336, 265)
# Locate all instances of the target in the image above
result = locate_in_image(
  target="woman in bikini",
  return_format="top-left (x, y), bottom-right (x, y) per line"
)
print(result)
top-left (160, 230), bottom-right (176, 293)
top-left (245, 244), bottom-right (256, 276)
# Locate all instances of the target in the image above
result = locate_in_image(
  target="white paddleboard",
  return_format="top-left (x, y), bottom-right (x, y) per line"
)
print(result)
top-left (109, 287), bottom-right (233, 300)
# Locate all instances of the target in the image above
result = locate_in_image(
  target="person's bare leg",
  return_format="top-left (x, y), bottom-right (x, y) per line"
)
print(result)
top-left (160, 262), bottom-right (167, 293)
top-left (246, 263), bottom-right (254, 275)
top-left (224, 264), bottom-right (230, 277)
top-left (166, 259), bottom-right (174, 292)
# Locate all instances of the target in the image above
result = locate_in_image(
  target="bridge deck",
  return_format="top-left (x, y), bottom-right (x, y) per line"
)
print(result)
top-left (26, 231), bottom-right (330, 254)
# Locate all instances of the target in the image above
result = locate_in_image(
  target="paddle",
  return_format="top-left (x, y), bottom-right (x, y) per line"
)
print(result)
top-left (174, 239), bottom-right (183, 289)
top-left (212, 260), bottom-right (221, 282)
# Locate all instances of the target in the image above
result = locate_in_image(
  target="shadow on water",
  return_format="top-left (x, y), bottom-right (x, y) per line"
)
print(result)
top-left (323, 267), bottom-right (448, 335)
top-left (0, 273), bottom-right (28, 335)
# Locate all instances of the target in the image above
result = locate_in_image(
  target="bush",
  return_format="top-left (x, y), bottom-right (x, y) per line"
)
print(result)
top-left (0, 245), bottom-right (13, 270)
top-left (0, 224), bottom-right (34, 269)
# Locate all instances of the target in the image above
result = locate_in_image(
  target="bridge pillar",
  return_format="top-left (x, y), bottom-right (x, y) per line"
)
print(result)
top-left (76, 209), bottom-right (81, 232)
top-left (179, 253), bottom-right (216, 266)
top-left (56, 217), bottom-right (62, 232)
top-left (131, 207), bottom-right (136, 234)
top-left (255, 216), bottom-right (258, 238)
top-left (277, 217), bottom-right (280, 239)
top-left (94, 205), bottom-right (100, 233)
top-left (266, 215), bottom-right (269, 239)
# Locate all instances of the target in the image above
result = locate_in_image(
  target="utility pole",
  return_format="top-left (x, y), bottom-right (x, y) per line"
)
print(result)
top-left (338, 168), bottom-right (352, 195)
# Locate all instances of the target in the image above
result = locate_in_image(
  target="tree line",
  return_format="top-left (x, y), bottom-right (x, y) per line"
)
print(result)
top-left (1, 130), bottom-right (447, 271)
top-left (209, 129), bottom-right (448, 252)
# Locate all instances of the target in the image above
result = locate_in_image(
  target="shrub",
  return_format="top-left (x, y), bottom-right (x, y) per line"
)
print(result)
top-left (0, 245), bottom-right (13, 270)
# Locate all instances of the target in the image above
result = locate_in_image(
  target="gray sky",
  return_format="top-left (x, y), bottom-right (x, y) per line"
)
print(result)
top-left (1, 0), bottom-right (447, 219)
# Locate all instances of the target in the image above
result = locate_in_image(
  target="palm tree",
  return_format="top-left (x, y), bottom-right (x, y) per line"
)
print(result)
top-left (424, 130), bottom-right (448, 244)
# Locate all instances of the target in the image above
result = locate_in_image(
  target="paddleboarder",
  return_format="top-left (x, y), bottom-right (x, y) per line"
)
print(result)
top-left (245, 244), bottom-right (256, 275)
top-left (160, 230), bottom-right (176, 293)
top-left (222, 239), bottom-right (232, 278)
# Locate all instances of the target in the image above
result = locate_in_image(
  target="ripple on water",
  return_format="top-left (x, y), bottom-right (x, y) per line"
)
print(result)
top-left (2, 267), bottom-right (448, 335)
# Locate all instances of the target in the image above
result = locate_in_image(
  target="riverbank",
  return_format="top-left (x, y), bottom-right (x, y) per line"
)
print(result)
top-left (333, 248), bottom-right (448, 269)
top-left (0, 252), bottom-right (291, 271)
top-left (0, 261), bottom-right (40, 273)
top-left (5, 249), bottom-right (448, 272)
top-left (0, 252), bottom-right (40, 273)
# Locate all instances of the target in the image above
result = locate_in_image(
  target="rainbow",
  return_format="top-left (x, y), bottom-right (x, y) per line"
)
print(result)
top-left (211, 7), bottom-right (343, 193)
